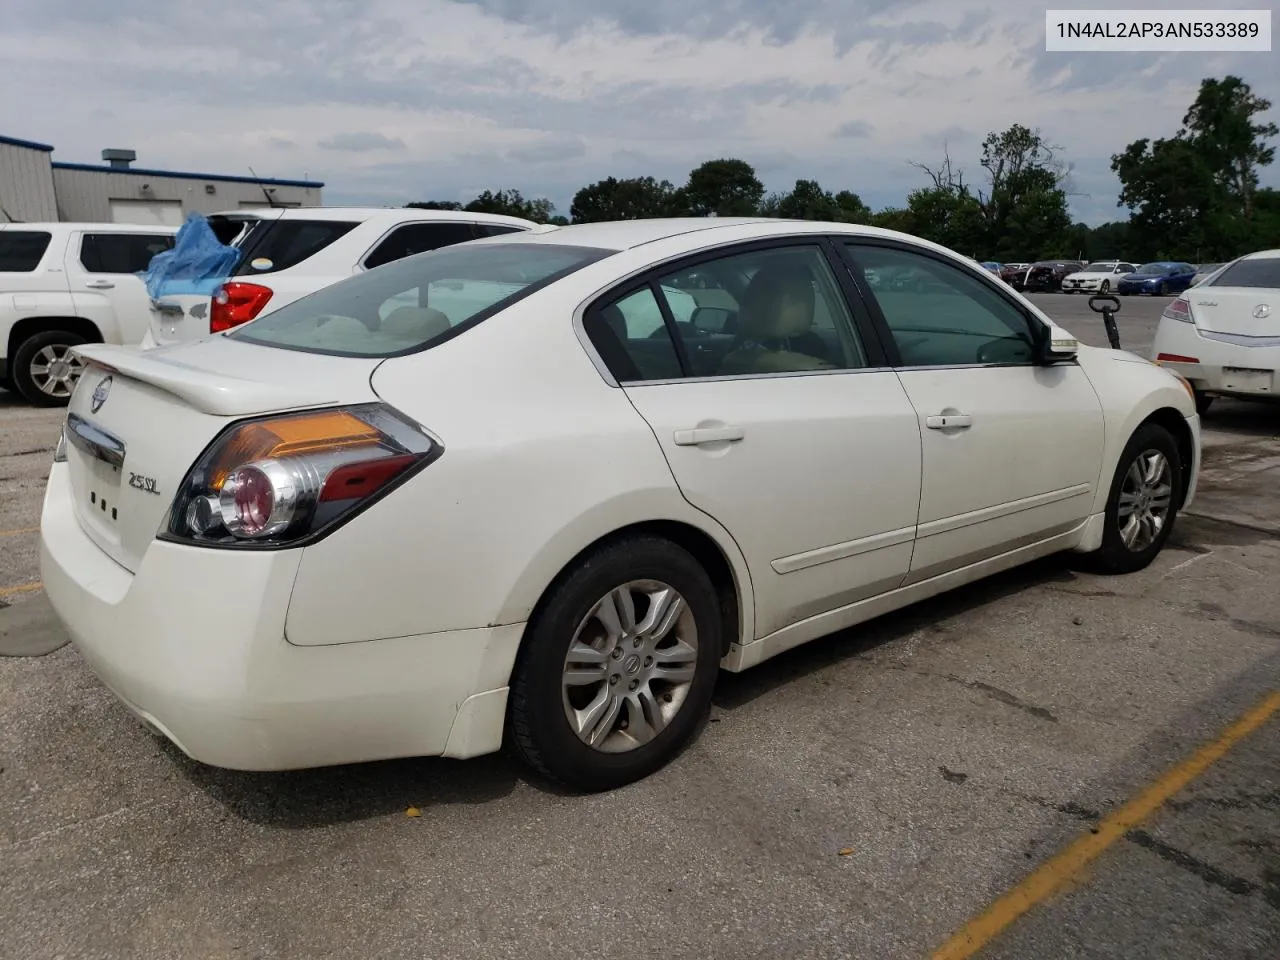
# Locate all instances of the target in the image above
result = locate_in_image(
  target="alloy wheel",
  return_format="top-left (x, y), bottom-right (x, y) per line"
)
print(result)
top-left (29, 344), bottom-right (84, 399)
top-left (561, 579), bottom-right (699, 754)
top-left (1117, 449), bottom-right (1174, 552)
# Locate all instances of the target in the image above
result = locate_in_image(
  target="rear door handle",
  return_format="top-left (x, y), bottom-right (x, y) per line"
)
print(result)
top-left (673, 425), bottom-right (745, 446)
top-left (85, 279), bottom-right (114, 289)
top-left (925, 414), bottom-right (972, 429)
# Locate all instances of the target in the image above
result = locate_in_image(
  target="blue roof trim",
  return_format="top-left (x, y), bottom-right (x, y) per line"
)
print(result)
top-left (0, 134), bottom-right (55, 152)
top-left (50, 161), bottom-right (323, 189)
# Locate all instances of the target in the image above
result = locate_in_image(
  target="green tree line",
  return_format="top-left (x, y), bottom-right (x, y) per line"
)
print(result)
top-left (409, 75), bottom-right (1279, 264)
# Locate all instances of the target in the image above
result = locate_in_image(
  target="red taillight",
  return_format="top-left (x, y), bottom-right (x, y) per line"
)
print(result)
top-left (1162, 297), bottom-right (1193, 324)
top-left (210, 281), bottom-right (273, 333)
top-left (1156, 352), bottom-right (1200, 364)
top-left (319, 454), bottom-right (419, 502)
top-left (165, 404), bottom-right (438, 547)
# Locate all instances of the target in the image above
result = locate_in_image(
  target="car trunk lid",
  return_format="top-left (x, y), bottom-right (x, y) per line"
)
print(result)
top-left (1186, 287), bottom-right (1280, 338)
top-left (63, 338), bottom-right (383, 573)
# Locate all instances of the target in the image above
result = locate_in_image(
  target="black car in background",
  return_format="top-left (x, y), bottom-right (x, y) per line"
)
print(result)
top-left (1022, 260), bottom-right (1085, 293)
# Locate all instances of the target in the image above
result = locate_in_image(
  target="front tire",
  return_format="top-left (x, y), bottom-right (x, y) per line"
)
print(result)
top-left (1100, 280), bottom-right (1111, 294)
top-left (1087, 422), bottom-right (1183, 574)
top-left (508, 535), bottom-right (724, 791)
top-left (12, 330), bottom-right (88, 407)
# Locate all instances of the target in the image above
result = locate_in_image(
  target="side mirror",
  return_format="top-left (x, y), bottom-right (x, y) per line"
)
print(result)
top-left (690, 305), bottom-right (734, 333)
top-left (1039, 323), bottom-right (1079, 362)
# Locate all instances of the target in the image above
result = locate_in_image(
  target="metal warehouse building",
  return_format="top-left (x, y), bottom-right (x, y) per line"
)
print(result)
top-left (1, 135), bottom-right (323, 225)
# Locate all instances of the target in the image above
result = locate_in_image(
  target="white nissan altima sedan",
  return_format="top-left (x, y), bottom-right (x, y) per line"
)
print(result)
top-left (40, 218), bottom-right (1201, 791)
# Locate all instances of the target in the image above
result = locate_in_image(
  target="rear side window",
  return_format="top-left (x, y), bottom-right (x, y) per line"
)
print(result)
top-left (79, 233), bottom-right (175, 273)
top-left (363, 223), bottom-right (481, 269)
top-left (230, 242), bottom-right (614, 357)
top-left (233, 219), bottom-right (358, 275)
top-left (475, 224), bottom-right (526, 238)
top-left (0, 230), bottom-right (52, 272)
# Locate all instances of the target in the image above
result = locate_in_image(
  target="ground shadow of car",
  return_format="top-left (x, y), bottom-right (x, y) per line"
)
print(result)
top-left (163, 552), bottom-right (1086, 827)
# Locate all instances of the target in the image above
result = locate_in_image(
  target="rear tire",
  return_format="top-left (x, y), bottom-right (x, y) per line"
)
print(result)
top-left (1193, 389), bottom-right (1214, 415)
top-left (12, 330), bottom-right (88, 407)
top-left (508, 535), bottom-right (723, 792)
top-left (1085, 422), bottom-right (1183, 575)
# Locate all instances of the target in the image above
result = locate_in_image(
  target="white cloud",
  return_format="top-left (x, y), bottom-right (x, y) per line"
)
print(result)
top-left (0, 0), bottom-right (1274, 223)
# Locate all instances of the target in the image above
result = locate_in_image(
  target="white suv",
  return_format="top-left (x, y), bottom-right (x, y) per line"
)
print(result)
top-left (0, 222), bottom-right (176, 405)
top-left (142, 207), bottom-right (541, 347)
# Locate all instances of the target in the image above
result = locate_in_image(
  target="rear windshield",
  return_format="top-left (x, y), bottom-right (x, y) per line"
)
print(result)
top-left (232, 218), bottom-right (358, 275)
top-left (229, 242), bottom-right (615, 357)
top-left (1207, 258), bottom-right (1280, 289)
top-left (0, 230), bottom-right (52, 272)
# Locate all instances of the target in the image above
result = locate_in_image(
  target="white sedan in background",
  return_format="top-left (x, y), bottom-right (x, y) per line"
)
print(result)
top-left (1061, 261), bottom-right (1137, 295)
top-left (42, 218), bottom-right (1200, 791)
top-left (1151, 248), bottom-right (1280, 413)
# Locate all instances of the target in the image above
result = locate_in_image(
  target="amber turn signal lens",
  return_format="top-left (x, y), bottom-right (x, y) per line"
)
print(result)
top-left (208, 410), bottom-right (382, 490)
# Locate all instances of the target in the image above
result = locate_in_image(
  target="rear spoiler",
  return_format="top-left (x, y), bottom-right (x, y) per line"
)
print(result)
top-left (72, 343), bottom-right (341, 418)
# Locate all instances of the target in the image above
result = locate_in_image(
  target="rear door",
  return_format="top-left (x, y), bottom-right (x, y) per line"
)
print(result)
top-left (65, 231), bottom-right (175, 345)
top-left (584, 238), bottom-right (924, 640)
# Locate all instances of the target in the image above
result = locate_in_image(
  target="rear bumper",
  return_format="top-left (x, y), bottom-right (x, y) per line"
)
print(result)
top-left (1151, 321), bottom-right (1280, 400)
top-left (39, 462), bottom-right (523, 770)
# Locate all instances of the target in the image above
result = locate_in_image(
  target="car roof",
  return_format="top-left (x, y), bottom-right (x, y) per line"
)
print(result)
top-left (223, 206), bottom-right (538, 228)
top-left (467, 217), bottom-right (954, 253)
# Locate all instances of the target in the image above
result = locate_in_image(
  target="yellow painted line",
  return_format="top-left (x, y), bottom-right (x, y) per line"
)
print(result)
top-left (0, 581), bottom-right (43, 599)
top-left (0, 526), bottom-right (39, 538)
top-left (932, 689), bottom-right (1280, 960)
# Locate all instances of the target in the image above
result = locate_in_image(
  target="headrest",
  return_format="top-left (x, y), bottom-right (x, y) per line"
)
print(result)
top-left (736, 262), bottom-right (816, 341)
top-left (381, 306), bottom-right (452, 341)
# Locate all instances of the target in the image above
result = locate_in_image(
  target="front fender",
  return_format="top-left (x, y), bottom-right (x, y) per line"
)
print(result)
top-left (1075, 347), bottom-right (1198, 516)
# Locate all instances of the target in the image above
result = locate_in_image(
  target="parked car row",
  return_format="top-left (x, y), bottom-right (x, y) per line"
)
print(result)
top-left (0, 208), bottom-right (539, 405)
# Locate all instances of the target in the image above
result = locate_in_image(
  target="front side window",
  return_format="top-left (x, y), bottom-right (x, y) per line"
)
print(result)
top-left (79, 233), bottom-right (175, 274)
top-left (232, 242), bottom-right (613, 357)
top-left (0, 230), bottom-right (52, 272)
top-left (844, 243), bottom-right (1038, 367)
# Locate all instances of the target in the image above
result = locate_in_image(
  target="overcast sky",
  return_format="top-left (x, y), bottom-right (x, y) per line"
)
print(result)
top-left (3, 0), bottom-right (1276, 224)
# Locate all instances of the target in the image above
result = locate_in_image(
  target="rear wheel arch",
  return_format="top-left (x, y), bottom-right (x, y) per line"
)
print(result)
top-left (518, 519), bottom-right (746, 664)
top-left (7, 316), bottom-right (104, 362)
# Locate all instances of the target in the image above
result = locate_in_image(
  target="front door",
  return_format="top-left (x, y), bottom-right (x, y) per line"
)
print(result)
top-left (840, 240), bottom-right (1106, 583)
top-left (583, 240), bottom-right (923, 638)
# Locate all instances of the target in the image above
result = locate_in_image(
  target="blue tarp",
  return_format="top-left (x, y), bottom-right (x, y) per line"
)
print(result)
top-left (140, 212), bottom-right (240, 299)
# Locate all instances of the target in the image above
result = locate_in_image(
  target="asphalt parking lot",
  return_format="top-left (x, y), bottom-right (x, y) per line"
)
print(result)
top-left (1, 294), bottom-right (1277, 959)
